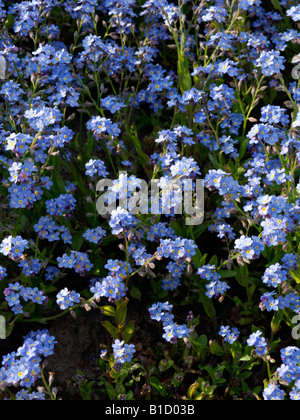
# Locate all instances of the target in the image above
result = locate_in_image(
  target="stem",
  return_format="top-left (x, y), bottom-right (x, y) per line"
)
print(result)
top-left (39, 364), bottom-right (56, 400)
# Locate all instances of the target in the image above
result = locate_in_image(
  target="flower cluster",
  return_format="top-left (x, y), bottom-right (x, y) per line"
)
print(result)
top-left (4, 283), bottom-right (46, 315)
top-left (89, 260), bottom-right (129, 301)
top-left (46, 194), bottom-right (76, 217)
top-left (0, 236), bottom-right (29, 260)
top-left (149, 302), bottom-right (190, 344)
top-left (109, 207), bottom-right (139, 236)
top-left (34, 216), bottom-right (72, 244)
top-left (0, 329), bottom-right (56, 398)
top-left (57, 251), bottom-right (93, 275)
top-left (83, 227), bottom-right (107, 245)
top-left (56, 288), bottom-right (80, 310)
top-left (219, 325), bottom-right (240, 344)
top-left (263, 346), bottom-right (300, 400)
top-left (197, 265), bottom-right (230, 299)
top-left (112, 339), bottom-right (135, 364)
top-left (247, 331), bottom-right (268, 356)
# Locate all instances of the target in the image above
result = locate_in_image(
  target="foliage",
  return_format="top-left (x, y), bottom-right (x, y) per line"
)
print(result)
top-left (0, 0), bottom-right (300, 401)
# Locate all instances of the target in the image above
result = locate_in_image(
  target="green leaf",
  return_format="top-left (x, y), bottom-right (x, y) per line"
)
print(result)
top-left (72, 233), bottom-right (85, 252)
top-left (192, 249), bottom-right (207, 270)
top-left (198, 289), bottom-right (216, 319)
top-left (130, 284), bottom-right (141, 300)
top-left (105, 382), bottom-right (117, 400)
top-left (122, 320), bottom-right (135, 343)
top-left (102, 320), bottom-right (119, 339)
top-left (237, 317), bottom-right (253, 326)
top-left (177, 55), bottom-right (191, 93)
top-left (5, 14), bottom-right (14, 30)
top-left (51, 170), bottom-right (67, 196)
top-left (198, 334), bottom-right (208, 347)
top-left (290, 270), bottom-right (300, 284)
top-left (101, 305), bottom-right (116, 317)
top-left (159, 359), bottom-right (174, 373)
top-left (271, 309), bottom-right (284, 333)
top-left (128, 126), bottom-right (149, 166)
top-left (208, 153), bottom-right (221, 169)
top-left (239, 139), bottom-right (249, 160)
top-left (271, 0), bottom-right (283, 12)
top-left (209, 340), bottom-right (224, 356)
top-left (86, 131), bottom-right (95, 160)
top-left (219, 270), bottom-right (236, 279)
top-left (150, 376), bottom-right (167, 396)
top-left (239, 355), bottom-right (252, 362)
top-left (193, 221), bottom-right (211, 240)
top-left (115, 298), bottom-right (128, 326)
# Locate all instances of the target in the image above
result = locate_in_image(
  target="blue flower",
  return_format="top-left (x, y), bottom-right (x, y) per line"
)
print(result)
top-left (0, 236), bottom-right (29, 259)
top-left (0, 266), bottom-right (7, 281)
top-left (57, 251), bottom-right (93, 274)
top-left (247, 331), bottom-right (268, 355)
top-left (112, 339), bottom-right (135, 364)
top-left (263, 384), bottom-right (285, 400)
top-left (109, 207), bottom-right (139, 235)
top-left (234, 235), bottom-right (264, 260)
top-left (287, 5), bottom-right (300, 21)
top-left (90, 276), bottom-right (127, 301)
top-left (219, 325), bottom-right (239, 344)
top-left (149, 302), bottom-right (190, 343)
top-left (45, 266), bottom-right (61, 281)
top-left (255, 50), bottom-right (285, 76)
top-left (85, 159), bottom-right (109, 178)
top-left (262, 264), bottom-right (288, 288)
top-left (83, 227), bottom-right (107, 244)
top-left (1, 329), bottom-right (56, 393)
top-left (56, 288), bottom-right (80, 310)
top-left (46, 194), bottom-right (76, 217)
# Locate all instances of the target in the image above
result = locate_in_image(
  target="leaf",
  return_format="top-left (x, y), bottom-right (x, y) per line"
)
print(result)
top-left (239, 139), bottom-right (249, 160)
top-left (85, 131), bottom-right (95, 160)
top-left (188, 380), bottom-right (200, 399)
top-left (208, 153), bottom-right (221, 169)
top-left (192, 248), bottom-right (206, 270)
top-left (237, 317), bottom-right (253, 326)
top-left (150, 376), bottom-right (167, 396)
top-left (158, 359), bottom-right (174, 372)
top-left (193, 221), bottom-right (211, 238)
top-left (209, 340), bottom-right (224, 356)
top-left (192, 335), bottom-right (208, 362)
top-left (130, 284), bottom-right (141, 300)
top-left (5, 14), bottom-right (14, 30)
top-left (219, 270), bottom-right (236, 279)
top-left (177, 54), bottom-right (191, 93)
top-left (122, 320), bottom-right (135, 343)
top-left (72, 233), bottom-right (85, 252)
top-left (290, 270), bottom-right (300, 284)
top-left (271, 0), bottom-right (283, 12)
top-left (198, 334), bottom-right (208, 347)
top-left (129, 126), bottom-right (149, 166)
top-left (271, 310), bottom-right (284, 333)
top-left (51, 170), bottom-right (67, 196)
top-left (105, 382), bottom-right (117, 400)
top-left (101, 305), bottom-right (116, 317)
top-left (198, 290), bottom-right (216, 319)
top-left (115, 298), bottom-right (128, 326)
top-left (102, 320), bottom-right (119, 339)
